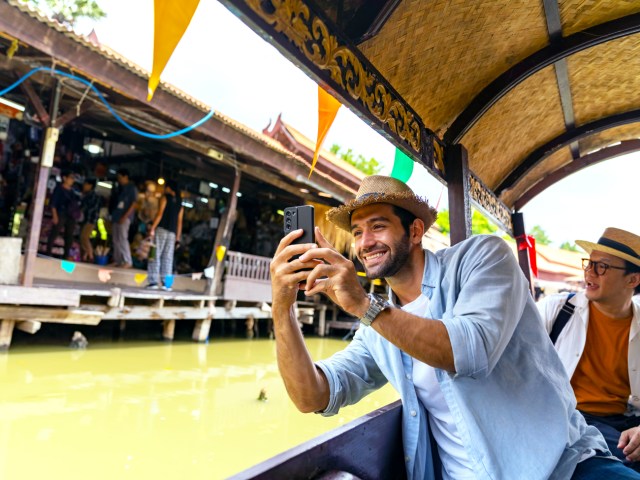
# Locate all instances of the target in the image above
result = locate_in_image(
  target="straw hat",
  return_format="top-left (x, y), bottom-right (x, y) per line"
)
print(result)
top-left (576, 227), bottom-right (640, 267)
top-left (327, 175), bottom-right (437, 232)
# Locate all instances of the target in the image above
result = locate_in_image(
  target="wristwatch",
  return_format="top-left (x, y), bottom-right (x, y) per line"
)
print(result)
top-left (360, 293), bottom-right (391, 327)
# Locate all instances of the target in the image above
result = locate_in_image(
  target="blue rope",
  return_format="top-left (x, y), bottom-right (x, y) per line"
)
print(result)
top-left (0, 67), bottom-right (215, 139)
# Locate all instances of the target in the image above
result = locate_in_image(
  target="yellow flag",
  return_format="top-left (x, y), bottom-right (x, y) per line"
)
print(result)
top-left (148, 0), bottom-right (200, 100)
top-left (216, 245), bottom-right (226, 262)
top-left (311, 86), bottom-right (341, 177)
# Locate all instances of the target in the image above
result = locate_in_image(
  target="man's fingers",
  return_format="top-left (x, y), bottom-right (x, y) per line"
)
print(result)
top-left (315, 227), bottom-right (337, 250)
top-left (621, 428), bottom-right (640, 457)
top-left (619, 430), bottom-right (631, 449)
top-left (274, 229), bottom-right (304, 255)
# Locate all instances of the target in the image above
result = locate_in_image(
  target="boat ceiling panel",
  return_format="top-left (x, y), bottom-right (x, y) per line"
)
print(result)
top-left (461, 66), bottom-right (565, 192)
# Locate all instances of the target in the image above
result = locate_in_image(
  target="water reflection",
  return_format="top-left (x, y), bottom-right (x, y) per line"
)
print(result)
top-left (0, 339), bottom-right (398, 479)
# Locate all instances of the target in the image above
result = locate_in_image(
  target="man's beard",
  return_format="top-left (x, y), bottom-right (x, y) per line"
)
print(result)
top-left (361, 233), bottom-right (411, 279)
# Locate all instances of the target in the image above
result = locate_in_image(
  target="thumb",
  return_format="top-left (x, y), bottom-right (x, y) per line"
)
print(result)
top-left (314, 226), bottom-right (335, 249)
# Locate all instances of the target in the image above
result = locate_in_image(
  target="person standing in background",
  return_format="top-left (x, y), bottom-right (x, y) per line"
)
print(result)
top-left (110, 168), bottom-right (137, 268)
top-left (147, 180), bottom-right (183, 291)
top-left (79, 178), bottom-right (101, 263)
top-left (47, 169), bottom-right (80, 260)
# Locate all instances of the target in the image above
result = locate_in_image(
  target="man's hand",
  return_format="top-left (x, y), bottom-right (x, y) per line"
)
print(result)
top-left (619, 426), bottom-right (640, 462)
top-left (300, 227), bottom-right (369, 318)
top-left (270, 229), bottom-right (320, 308)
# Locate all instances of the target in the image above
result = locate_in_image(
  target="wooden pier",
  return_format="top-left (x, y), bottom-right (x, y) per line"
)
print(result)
top-left (0, 253), bottom-right (333, 350)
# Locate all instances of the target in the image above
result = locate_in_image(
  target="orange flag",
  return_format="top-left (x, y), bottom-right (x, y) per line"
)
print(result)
top-left (148, 0), bottom-right (200, 100)
top-left (311, 86), bottom-right (341, 177)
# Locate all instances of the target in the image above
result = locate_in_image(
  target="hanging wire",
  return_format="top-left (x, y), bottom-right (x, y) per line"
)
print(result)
top-left (0, 66), bottom-right (215, 139)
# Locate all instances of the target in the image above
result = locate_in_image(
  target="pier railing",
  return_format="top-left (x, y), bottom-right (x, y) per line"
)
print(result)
top-left (222, 251), bottom-right (272, 303)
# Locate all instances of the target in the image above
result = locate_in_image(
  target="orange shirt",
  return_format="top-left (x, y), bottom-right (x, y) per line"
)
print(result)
top-left (571, 303), bottom-right (632, 415)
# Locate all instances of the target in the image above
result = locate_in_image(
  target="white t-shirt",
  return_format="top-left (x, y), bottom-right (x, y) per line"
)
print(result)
top-left (399, 293), bottom-right (475, 480)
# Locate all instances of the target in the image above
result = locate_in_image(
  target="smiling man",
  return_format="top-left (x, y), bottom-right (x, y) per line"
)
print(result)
top-left (538, 228), bottom-right (640, 473)
top-left (270, 176), bottom-right (640, 480)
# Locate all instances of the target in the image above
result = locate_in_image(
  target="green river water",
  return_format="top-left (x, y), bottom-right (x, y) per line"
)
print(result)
top-left (0, 338), bottom-right (398, 479)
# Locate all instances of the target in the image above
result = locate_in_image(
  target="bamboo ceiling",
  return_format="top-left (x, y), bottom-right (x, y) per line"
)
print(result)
top-left (223, 0), bottom-right (640, 220)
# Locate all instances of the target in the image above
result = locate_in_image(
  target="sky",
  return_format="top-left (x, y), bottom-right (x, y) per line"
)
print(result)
top-left (78, 0), bottom-right (638, 248)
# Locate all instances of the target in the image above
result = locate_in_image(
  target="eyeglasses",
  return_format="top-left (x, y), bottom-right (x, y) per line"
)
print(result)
top-left (582, 258), bottom-right (627, 276)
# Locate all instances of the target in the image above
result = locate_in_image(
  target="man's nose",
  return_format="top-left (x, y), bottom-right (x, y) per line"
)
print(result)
top-left (359, 229), bottom-right (376, 248)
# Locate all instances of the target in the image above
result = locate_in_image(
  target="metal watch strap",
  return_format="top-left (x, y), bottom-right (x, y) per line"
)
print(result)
top-left (360, 293), bottom-right (390, 327)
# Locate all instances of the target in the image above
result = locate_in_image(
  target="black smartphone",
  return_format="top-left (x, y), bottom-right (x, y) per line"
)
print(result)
top-left (283, 205), bottom-right (315, 244)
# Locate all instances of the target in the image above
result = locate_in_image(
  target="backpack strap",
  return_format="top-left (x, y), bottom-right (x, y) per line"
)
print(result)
top-left (549, 293), bottom-right (576, 345)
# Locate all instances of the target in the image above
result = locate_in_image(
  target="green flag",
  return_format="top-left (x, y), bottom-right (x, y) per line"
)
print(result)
top-left (390, 148), bottom-right (414, 183)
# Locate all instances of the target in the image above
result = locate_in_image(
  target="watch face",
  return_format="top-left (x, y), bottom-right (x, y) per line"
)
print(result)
top-left (361, 293), bottom-right (389, 326)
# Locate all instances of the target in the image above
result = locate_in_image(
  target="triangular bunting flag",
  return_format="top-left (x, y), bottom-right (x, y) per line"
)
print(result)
top-left (98, 269), bottom-right (112, 283)
top-left (191, 272), bottom-right (203, 280)
top-left (203, 266), bottom-right (215, 279)
top-left (61, 260), bottom-right (76, 274)
top-left (390, 148), bottom-right (414, 183)
top-left (311, 86), bottom-right (341, 177)
top-left (148, 0), bottom-right (200, 100)
top-left (134, 273), bottom-right (148, 285)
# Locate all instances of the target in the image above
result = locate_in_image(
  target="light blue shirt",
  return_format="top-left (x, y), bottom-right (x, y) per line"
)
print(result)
top-left (316, 235), bottom-right (608, 480)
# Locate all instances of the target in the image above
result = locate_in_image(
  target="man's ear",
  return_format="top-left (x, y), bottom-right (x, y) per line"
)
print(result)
top-left (411, 219), bottom-right (425, 244)
top-left (628, 272), bottom-right (640, 290)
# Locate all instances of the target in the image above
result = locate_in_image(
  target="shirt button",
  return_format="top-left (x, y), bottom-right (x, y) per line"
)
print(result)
top-left (405, 456), bottom-right (411, 462)
top-left (406, 373), bottom-right (411, 380)
top-left (410, 410), bottom-right (417, 417)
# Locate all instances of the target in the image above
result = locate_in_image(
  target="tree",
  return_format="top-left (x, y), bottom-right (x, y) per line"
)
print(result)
top-left (330, 144), bottom-right (381, 176)
top-left (434, 208), bottom-right (498, 236)
top-left (529, 225), bottom-right (552, 245)
top-left (21, 0), bottom-right (106, 26)
top-left (559, 241), bottom-right (579, 252)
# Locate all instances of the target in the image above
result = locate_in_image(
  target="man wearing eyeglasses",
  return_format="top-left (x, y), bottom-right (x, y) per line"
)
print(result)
top-left (538, 227), bottom-right (640, 472)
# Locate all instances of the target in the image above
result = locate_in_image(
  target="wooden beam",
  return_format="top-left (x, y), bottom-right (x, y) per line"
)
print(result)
top-left (18, 76), bottom-right (49, 126)
top-left (102, 306), bottom-right (210, 321)
top-left (208, 169), bottom-right (241, 296)
top-left (0, 306), bottom-right (103, 325)
top-left (515, 139), bottom-right (640, 209)
top-left (445, 144), bottom-right (471, 245)
top-left (496, 109), bottom-right (640, 196)
top-left (0, 285), bottom-right (80, 306)
top-left (15, 320), bottom-right (41, 334)
top-left (53, 100), bottom-right (93, 128)
top-left (0, 319), bottom-right (15, 350)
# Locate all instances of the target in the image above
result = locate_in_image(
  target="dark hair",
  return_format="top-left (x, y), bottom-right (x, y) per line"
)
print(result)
top-left (84, 177), bottom-right (97, 188)
top-left (116, 168), bottom-right (129, 177)
top-left (391, 205), bottom-right (417, 236)
top-left (60, 169), bottom-right (74, 179)
top-left (165, 180), bottom-right (182, 202)
top-left (624, 260), bottom-right (640, 295)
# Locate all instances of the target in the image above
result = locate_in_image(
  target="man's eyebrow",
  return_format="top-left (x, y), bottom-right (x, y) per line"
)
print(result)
top-left (350, 216), bottom-right (391, 232)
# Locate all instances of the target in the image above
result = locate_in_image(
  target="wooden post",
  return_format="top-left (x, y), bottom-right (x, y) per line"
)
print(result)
top-left (22, 81), bottom-right (62, 287)
top-left (317, 304), bottom-right (327, 337)
top-left (206, 169), bottom-right (241, 296)
top-left (512, 211), bottom-right (533, 292)
top-left (445, 144), bottom-right (471, 245)
top-left (192, 317), bottom-right (212, 342)
top-left (0, 319), bottom-right (15, 350)
top-left (162, 319), bottom-right (176, 341)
